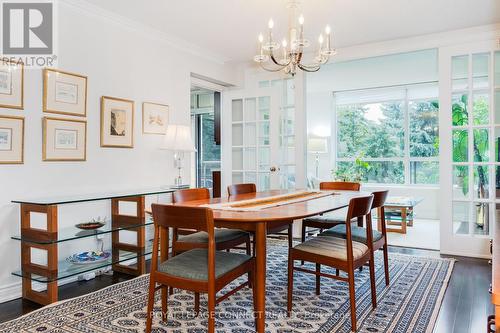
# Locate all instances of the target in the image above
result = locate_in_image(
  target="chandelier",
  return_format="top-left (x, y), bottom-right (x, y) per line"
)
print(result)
top-left (253, 0), bottom-right (336, 76)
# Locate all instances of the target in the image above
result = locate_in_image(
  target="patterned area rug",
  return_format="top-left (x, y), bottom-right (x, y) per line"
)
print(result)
top-left (0, 241), bottom-right (454, 333)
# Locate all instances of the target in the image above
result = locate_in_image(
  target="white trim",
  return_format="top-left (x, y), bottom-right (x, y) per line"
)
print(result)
top-left (0, 282), bottom-right (22, 303)
top-left (61, 0), bottom-right (230, 65)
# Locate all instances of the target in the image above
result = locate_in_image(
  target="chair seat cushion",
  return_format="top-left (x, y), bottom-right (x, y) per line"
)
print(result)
top-left (158, 248), bottom-right (252, 281)
top-left (302, 207), bottom-right (349, 225)
top-left (320, 225), bottom-right (384, 244)
top-left (293, 236), bottom-right (369, 261)
top-left (178, 229), bottom-right (248, 244)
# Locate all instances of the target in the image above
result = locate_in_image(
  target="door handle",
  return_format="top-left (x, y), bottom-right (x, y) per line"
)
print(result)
top-left (270, 166), bottom-right (280, 172)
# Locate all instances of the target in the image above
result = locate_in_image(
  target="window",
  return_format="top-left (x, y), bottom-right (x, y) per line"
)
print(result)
top-left (334, 84), bottom-right (439, 185)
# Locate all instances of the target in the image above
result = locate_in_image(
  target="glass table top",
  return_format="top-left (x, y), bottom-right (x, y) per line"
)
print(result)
top-left (12, 186), bottom-right (175, 205)
top-left (384, 196), bottom-right (424, 207)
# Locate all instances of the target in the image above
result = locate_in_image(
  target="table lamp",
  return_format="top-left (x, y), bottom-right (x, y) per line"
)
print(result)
top-left (160, 124), bottom-right (196, 188)
top-left (308, 137), bottom-right (328, 178)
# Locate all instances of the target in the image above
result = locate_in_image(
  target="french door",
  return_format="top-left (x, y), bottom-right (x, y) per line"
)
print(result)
top-left (440, 41), bottom-right (500, 258)
top-left (221, 84), bottom-right (304, 192)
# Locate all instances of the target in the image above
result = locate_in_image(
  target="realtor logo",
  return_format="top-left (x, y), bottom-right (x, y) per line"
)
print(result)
top-left (2, 2), bottom-right (53, 55)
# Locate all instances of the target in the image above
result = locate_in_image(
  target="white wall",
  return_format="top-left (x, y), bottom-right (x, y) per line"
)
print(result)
top-left (306, 49), bottom-right (440, 219)
top-left (0, 2), bottom-right (240, 302)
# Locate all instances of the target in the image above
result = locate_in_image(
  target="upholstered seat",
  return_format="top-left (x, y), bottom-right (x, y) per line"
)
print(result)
top-left (293, 236), bottom-right (369, 261)
top-left (178, 229), bottom-right (249, 244)
top-left (320, 225), bottom-right (383, 244)
top-left (159, 248), bottom-right (252, 281)
top-left (302, 207), bottom-right (349, 225)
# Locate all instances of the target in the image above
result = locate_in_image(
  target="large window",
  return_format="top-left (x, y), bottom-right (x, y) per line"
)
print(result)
top-left (334, 84), bottom-right (439, 185)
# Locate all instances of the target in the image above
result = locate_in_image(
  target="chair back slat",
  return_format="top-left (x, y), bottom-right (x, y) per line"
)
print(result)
top-left (173, 188), bottom-right (210, 203)
top-left (227, 183), bottom-right (256, 196)
top-left (346, 195), bottom-right (374, 221)
top-left (320, 181), bottom-right (360, 191)
top-left (151, 204), bottom-right (213, 232)
top-left (371, 190), bottom-right (389, 209)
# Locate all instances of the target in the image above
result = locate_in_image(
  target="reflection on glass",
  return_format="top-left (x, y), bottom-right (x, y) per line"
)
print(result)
top-left (244, 98), bottom-right (256, 121)
top-left (259, 96), bottom-right (270, 110)
top-left (473, 165), bottom-right (489, 199)
top-left (452, 130), bottom-right (468, 162)
top-left (258, 81), bottom-right (270, 88)
top-left (409, 161), bottom-right (439, 184)
top-left (495, 91), bottom-right (500, 125)
top-left (452, 55), bottom-right (469, 91)
top-left (280, 165), bottom-right (296, 189)
top-left (472, 53), bottom-right (490, 90)
top-left (232, 148), bottom-right (243, 170)
top-left (259, 122), bottom-right (270, 145)
top-left (472, 202), bottom-right (489, 236)
top-left (259, 147), bottom-right (270, 170)
top-left (473, 93), bottom-right (489, 125)
top-left (244, 148), bottom-right (256, 170)
top-left (453, 165), bottom-right (469, 199)
top-left (244, 123), bottom-right (256, 146)
top-left (232, 124), bottom-right (243, 146)
top-left (473, 129), bottom-right (489, 162)
top-left (452, 94), bottom-right (468, 126)
top-left (495, 52), bottom-right (500, 85)
top-left (258, 172), bottom-right (270, 190)
top-left (453, 201), bottom-right (469, 235)
top-left (232, 99), bottom-right (243, 122)
top-left (245, 172), bottom-right (257, 184)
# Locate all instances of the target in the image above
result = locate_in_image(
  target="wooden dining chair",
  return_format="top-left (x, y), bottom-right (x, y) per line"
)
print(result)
top-left (301, 181), bottom-right (361, 243)
top-left (320, 190), bottom-right (390, 285)
top-left (171, 188), bottom-right (251, 256)
top-left (146, 204), bottom-right (255, 333)
top-left (227, 183), bottom-right (294, 250)
top-left (288, 195), bottom-right (376, 332)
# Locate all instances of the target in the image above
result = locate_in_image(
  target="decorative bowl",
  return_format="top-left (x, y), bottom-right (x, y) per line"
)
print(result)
top-left (67, 251), bottom-right (111, 265)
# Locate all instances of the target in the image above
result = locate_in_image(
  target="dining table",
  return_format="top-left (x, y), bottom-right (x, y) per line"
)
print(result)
top-left (162, 189), bottom-right (368, 332)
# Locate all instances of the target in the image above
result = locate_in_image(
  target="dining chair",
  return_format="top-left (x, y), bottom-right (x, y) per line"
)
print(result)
top-left (227, 183), bottom-right (294, 250)
top-left (301, 181), bottom-right (361, 243)
top-left (319, 190), bottom-right (390, 285)
top-left (287, 195), bottom-right (376, 332)
top-left (171, 188), bottom-right (251, 256)
top-left (146, 204), bottom-right (255, 333)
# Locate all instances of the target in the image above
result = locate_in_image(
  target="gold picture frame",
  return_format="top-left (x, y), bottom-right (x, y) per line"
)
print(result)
top-left (100, 96), bottom-right (134, 148)
top-left (43, 117), bottom-right (87, 161)
top-left (142, 102), bottom-right (169, 135)
top-left (0, 115), bottom-right (24, 164)
top-left (0, 59), bottom-right (24, 110)
top-left (43, 68), bottom-right (88, 117)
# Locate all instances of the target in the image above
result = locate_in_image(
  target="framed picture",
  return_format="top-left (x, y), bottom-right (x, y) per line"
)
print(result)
top-left (43, 68), bottom-right (87, 117)
top-left (43, 117), bottom-right (87, 161)
top-left (0, 59), bottom-right (24, 110)
top-left (142, 102), bottom-right (169, 134)
top-left (0, 115), bottom-right (24, 164)
top-left (100, 96), bottom-right (134, 148)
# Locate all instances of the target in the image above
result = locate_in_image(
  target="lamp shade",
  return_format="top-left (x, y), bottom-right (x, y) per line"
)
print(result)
top-left (160, 124), bottom-right (196, 152)
top-left (308, 137), bottom-right (328, 154)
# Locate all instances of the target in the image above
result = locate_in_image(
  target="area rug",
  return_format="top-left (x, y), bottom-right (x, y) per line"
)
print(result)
top-left (0, 241), bottom-right (454, 333)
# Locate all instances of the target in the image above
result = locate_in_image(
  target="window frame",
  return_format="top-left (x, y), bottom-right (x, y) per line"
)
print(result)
top-left (332, 84), bottom-right (439, 186)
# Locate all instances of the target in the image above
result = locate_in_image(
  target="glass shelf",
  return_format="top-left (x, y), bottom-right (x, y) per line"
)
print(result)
top-left (12, 242), bottom-right (155, 283)
top-left (12, 218), bottom-right (154, 244)
top-left (12, 186), bottom-right (175, 206)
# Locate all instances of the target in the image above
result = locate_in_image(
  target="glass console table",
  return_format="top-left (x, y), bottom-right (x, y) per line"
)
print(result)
top-left (11, 187), bottom-right (175, 305)
top-left (375, 196), bottom-right (423, 234)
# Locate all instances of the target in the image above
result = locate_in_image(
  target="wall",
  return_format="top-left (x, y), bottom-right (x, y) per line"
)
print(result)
top-left (306, 49), bottom-right (440, 219)
top-left (0, 2), bottom-right (240, 302)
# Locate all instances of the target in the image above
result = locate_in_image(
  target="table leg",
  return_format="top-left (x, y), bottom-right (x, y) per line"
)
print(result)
top-left (254, 222), bottom-right (267, 333)
top-left (401, 207), bottom-right (407, 234)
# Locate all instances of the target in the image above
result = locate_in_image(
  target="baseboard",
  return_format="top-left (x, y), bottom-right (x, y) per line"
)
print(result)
top-left (0, 282), bottom-right (22, 303)
top-left (439, 249), bottom-right (491, 260)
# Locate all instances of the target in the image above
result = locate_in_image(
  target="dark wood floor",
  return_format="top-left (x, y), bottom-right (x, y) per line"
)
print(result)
top-left (0, 246), bottom-right (493, 333)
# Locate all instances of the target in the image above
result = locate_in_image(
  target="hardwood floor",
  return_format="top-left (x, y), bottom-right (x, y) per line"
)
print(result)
top-left (0, 246), bottom-right (492, 333)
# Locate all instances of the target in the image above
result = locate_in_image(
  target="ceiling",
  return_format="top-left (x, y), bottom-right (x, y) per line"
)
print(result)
top-left (84, 0), bottom-right (500, 63)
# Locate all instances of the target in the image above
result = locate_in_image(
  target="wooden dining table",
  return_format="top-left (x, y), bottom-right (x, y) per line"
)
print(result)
top-left (161, 189), bottom-right (367, 333)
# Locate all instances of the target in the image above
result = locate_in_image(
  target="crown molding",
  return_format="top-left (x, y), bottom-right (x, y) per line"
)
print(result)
top-left (60, 0), bottom-right (231, 65)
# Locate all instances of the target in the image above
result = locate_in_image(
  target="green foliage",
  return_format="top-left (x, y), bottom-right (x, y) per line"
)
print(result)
top-left (332, 156), bottom-right (371, 182)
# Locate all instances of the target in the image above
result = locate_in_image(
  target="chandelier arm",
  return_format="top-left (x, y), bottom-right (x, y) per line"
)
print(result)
top-left (260, 62), bottom-right (289, 72)
top-left (297, 63), bottom-right (321, 73)
top-left (270, 53), bottom-right (293, 67)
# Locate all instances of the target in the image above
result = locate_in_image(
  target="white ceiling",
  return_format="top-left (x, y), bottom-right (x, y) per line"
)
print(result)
top-left (84, 0), bottom-right (500, 63)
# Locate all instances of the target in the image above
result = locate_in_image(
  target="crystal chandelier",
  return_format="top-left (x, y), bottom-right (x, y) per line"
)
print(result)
top-left (253, 0), bottom-right (336, 76)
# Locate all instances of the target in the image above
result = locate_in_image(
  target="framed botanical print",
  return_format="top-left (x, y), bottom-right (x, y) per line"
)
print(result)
top-left (43, 68), bottom-right (87, 117)
top-left (101, 96), bottom-right (134, 148)
top-left (142, 102), bottom-right (169, 134)
top-left (43, 117), bottom-right (87, 161)
top-left (0, 59), bottom-right (24, 110)
top-left (0, 115), bottom-right (24, 164)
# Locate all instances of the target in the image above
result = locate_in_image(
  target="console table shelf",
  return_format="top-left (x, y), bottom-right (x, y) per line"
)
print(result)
top-left (11, 187), bottom-right (174, 305)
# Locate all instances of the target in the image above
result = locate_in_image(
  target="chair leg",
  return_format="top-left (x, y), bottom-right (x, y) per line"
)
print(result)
top-left (207, 289), bottom-right (216, 333)
top-left (335, 269), bottom-right (339, 276)
top-left (288, 223), bottom-right (293, 249)
top-left (287, 253), bottom-right (294, 316)
top-left (369, 258), bottom-right (377, 308)
top-left (359, 266), bottom-right (363, 272)
top-left (245, 237), bottom-right (251, 256)
top-left (383, 244), bottom-right (390, 286)
top-left (301, 224), bottom-right (306, 265)
top-left (315, 263), bottom-right (321, 295)
top-left (194, 292), bottom-right (200, 317)
top-left (348, 270), bottom-right (357, 332)
top-left (145, 276), bottom-right (156, 333)
top-left (252, 237), bottom-right (256, 257)
top-left (161, 286), bottom-right (168, 322)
